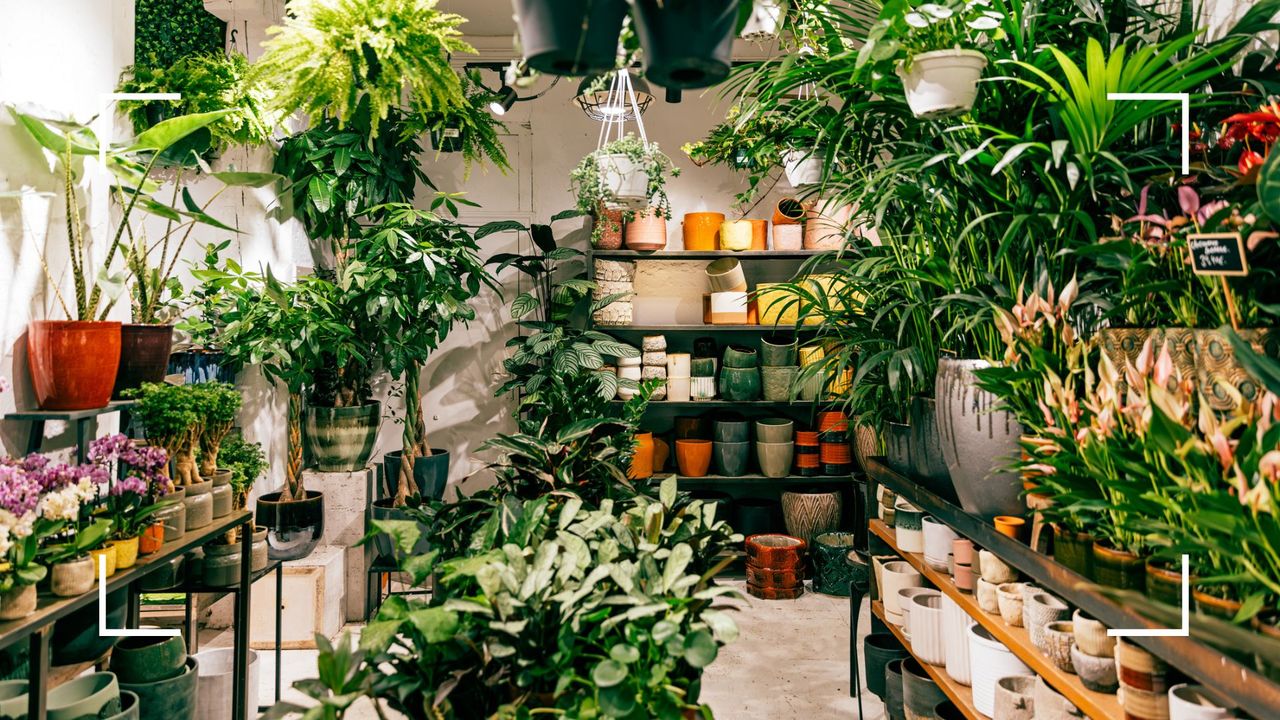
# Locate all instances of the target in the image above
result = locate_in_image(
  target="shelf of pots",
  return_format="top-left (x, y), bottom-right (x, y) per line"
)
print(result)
top-left (869, 600), bottom-right (983, 720)
top-left (867, 458), bottom-right (1280, 720)
top-left (589, 249), bottom-right (826, 260)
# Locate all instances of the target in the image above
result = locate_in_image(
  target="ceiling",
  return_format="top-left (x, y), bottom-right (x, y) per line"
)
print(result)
top-left (440, 0), bottom-right (517, 36)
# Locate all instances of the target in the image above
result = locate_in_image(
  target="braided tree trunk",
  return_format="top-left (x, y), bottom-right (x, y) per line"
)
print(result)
top-left (285, 392), bottom-right (305, 502)
top-left (394, 364), bottom-right (432, 507)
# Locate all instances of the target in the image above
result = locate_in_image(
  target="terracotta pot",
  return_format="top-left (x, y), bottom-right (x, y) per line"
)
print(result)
top-left (675, 439), bottom-right (712, 477)
top-left (1145, 559), bottom-right (1190, 607)
top-left (1052, 525), bottom-right (1094, 580)
top-left (0, 584), bottom-right (36, 620)
top-left (624, 207), bottom-right (667, 251)
top-left (112, 324), bottom-right (175, 400)
top-left (682, 212), bottom-right (724, 250)
top-left (803, 197), bottom-right (852, 250)
top-left (593, 205), bottom-right (624, 248)
top-left (772, 197), bottom-right (805, 226)
top-left (994, 515), bottom-right (1026, 541)
top-left (747, 219), bottom-right (768, 250)
top-left (1192, 587), bottom-right (1243, 621)
top-left (772, 223), bottom-right (803, 250)
top-left (630, 432), bottom-right (655, 479)
top-left (1092, 541), bottom-right (1146, 592)
top-left (27, 320), bottom-right (122, 410)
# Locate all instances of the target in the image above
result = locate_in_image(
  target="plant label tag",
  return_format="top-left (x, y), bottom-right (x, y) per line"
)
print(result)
top-left (1187, 232), bottom-right (1248, 277)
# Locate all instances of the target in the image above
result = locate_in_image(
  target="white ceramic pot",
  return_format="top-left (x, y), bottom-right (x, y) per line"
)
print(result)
top-left (782, 149), bottom-right (823, 187)
top-left (1034, 676), bottom-right (1083, 719)
top-left (598, 153), bottom-right (651, 209)
top-left (667, 376), bottom-right (691, 402)
top-left (740, 0), bottom-right (783, 40)
top-left (617, 354), bottom-right (643, 367)
top-left (666, 353), bottom-right (691, 377)
top-left (897, 49), bottom-right (989, 119)
top-left (941, 594), bottom-right (975, 685)
top-left (921, 516), bottom-right (958, 573)
top-left (691, 376), bottom-right (717, 400)
top-left (710, 291), bottom-right (750, 324)
top-left (195, 648), bottom-right (259, 720)
top-left (773, 223), bottom-right (803, 250)
top-left (968, 623), bottom-right (1031, 718)
top-left (976, 577), bottom-right (1000, 614)
top-left (894, 499), bottom-right (924, 554)
top-left (908, 591), bottom-right (946, 666)
top-left (1167, 684), bottom-right (1237, 720)
top-left (898, 586), bottom-right (934, 639)
top-left (1023, 590), bottom-right (1070, 653)
top-left (880, 561), bottom-right (924, 625)
top-left (617, 365), bottom-right (642, 400)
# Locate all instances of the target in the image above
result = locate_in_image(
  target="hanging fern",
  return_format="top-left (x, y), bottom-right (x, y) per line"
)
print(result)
top-left (252, 0), bottom-right (473, 136)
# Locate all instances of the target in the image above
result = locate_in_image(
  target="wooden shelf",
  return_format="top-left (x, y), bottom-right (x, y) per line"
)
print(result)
top-left (589, 250), bottom-right (826, 260)
top-left (675, 473), bottom-right (853, 485)
top-left (4, 400), bottom-right (134, 422)
top-left (870, 600), bottom-right (983, 720)
top-left (870, 519), bottom-right (1122, 720)
top-left (599, 325), bottom-right (810, 332)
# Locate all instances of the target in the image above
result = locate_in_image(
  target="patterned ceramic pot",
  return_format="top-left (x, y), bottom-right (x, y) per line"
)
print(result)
top-left (935, 358), bottom-right (1023, 519)
top-left (781, 491), bottom-right (841, 545)
top-left (302, 402), bottom-right (381, 471)
top-left (1194, 328), bottom-right (1277, 412)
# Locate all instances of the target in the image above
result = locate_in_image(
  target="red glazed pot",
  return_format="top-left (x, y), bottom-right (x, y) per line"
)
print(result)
top-left (745, 534), bottom-right (806, 569)
top-left (747, 582), bottom-right (805, 600)
top-left (27, 320), bottom-right (122, 410)
top-left (746, 564), bottom-right (805, 588)
top-left (112, 324), bottom-right (175, 399)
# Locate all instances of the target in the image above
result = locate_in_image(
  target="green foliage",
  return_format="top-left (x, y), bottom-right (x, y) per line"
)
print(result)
top-left (858, 0), bottom-right (1003, 71)
top-left (219, 431), bottom-right (268, 508)
top-left (571, 135), bottom-right (680, 229)
top-left (125, 382), bottom-right (201, 440)
top-left (412, 69), bottom-right (510, 175)
top-left (252, 0), bottom-right (472, 136)
top-left (134, 0), bottom-right (225, 70)
top-left (175, 240), bottom-right (237, 348)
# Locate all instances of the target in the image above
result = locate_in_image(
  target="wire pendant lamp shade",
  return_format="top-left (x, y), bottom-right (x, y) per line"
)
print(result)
top-left (595, 68), bottom-right (651, 149)
top-left (576, 71), bottom-right (653, 122)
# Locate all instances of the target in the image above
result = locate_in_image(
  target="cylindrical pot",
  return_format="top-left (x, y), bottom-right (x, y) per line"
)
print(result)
top-left (1092, 541), bottom-right (1146, 592)
top-left (202, 541), bottom-right (242, 587)
top-left (760, 336), bottom-right (796, 366)
top-left (772, 197), bottom-right (805, 226)
top-left (1052, 525), bottom-right (1094, 580)
top-left (935, 358), bottom-right (1023, 519)
top-left (706, 258), bottom-right (748, 293)
top-left (712, 441), bottom-right (749, 477)
top-left (156, 489), bottom-right (186, 543)
top-left (139, 522), bottom-right (164, 555)
top-left (754, 417), bottom-right (793, 443)
top-left (884, 421), bottom-right (912, 475)
top-left (993, 675), bottom-right (1036, 720)
top-left (120, 655), bottom-right (198, 720)
top-left (902, 657), bottom-right (946, 720)
top-left (968, 623), bottom-right (1032, 717)
top-left (675, 439), bottom-right (713, 477)
top-left (718, 366), bottom-right (760, 401)
top-left (625, 207), bottom-right (668, 251)
top-left (1116, 638), bottom-right (1169, 693)
top-left (112, 324), bottom-right (175, 399)
top-left (722, 344), bottom-right (758, 368)
top-left (383, 448), bottom-right (450, 501)
top-left (257, 491), bottom-right (325, 562)
top-left (908, 592), bottom-right (946, 667)
top-left (893, 500), bottom-right (924, 554)
top-left (599, 153), bottom-right (652, 209)
top-left (52, 589), bottom-right (126, 664)
top-left (940, 595), bottom-right (974, 685)
top-left (719, 219), bottom-right (753, 251)
top-left (1145, 559), bottom-right (1189, 607)
top-left (514, 0), bottom-right (630, 76)
top-left (0, 584), bottom-right (36, 620)
top-left (250, 525), bottom-right (268, 572)
top-left (138, 555), bottom-right (184, 592)
top-left (864, 633), bottom-right (908, 699)
top-left (803, 197), bottom-right (852, 250)
top-left (210, 483), bottom-right (232, 519)
top-left (1192, 587), bottom-right (1243, 621)
top-left (111, 536), bottom-right (140, 570)
top-left (1033, 676), bottom-right (1083, 720)
top-left (1071, 643), bottom-right (1118, 694)
top-left (881, 561), bottom-right (924, 625)
top-left (909, 396), bottom-right (956, 501)
top-left (183, 479), bottom-right (214, 531)
top-left (897, 49), bottom-right (988, 118)
top-left (1167, 683), bottom-right (1238, 720)
top-left (761, 366), bottom-right (797, 401)
top-left (994, 516), bottom-right (1026, 541)
top-left (1194, 327), bottom-right (1277, 412)
top-left (898, 587), bottom-right (934, 640)
top-left (921, 516), bottom-right (958, 573)
top-left (885, 659), bottom-right (907, 720)
top-left (757, 441), bottom-right (795, 479)
top-left (27, 320), bottom-right (122, 411)
top-left (47, 672), bottom-right (121, 720)
top-left (632, 0), bottom-right (737, 89)
top-left (747, 218), bottom-right (768, 250)
top-left (194, 647), bottom-right (260, 720)
top-left (89, 545), bottom-right (117, 578)
top-left (630, 432), bottom-right (655, 479)
top-left (852, 421), bottom-right (881, 475)
top-left (302, 401), bottom-right (381, 472)
top-left (781, 491), bottom-right (841, 545)
top-left (733, 498), bottom-right (782, 536)
top-left (110, 635), bottom-right (187, 684)
top-left (1023, 590), bottom-right (1071, 652)
top-left (666, 352), bottom-right (691, 377)
top-left (772, 223), bottom-right (803, 250)
top-left (683, 212), bottom-right (725, 250)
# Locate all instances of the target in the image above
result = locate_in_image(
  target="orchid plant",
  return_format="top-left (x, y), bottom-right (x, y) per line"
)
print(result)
top-left (2, 451), bottom-right (112, 569)
top-left (87, 435), bottom-right (172, 540)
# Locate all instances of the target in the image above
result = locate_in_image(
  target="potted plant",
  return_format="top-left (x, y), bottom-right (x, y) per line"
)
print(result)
top-left (741, 0), bottom-right (785, 41)
top-left (0, 453), bottom-right (82, 618)
top-left (858, 0), bottom-right (1002, 118)
top-left (88, 435), bottom-right (172, 571)
top-left (218, 431), bottom-right (269, 570)
top-left (416, 70), bottom-right (511, 173)
top-left (196, 382), bottom-right (242, 481)
top-left (169, 241), bottom-right (241, 384)
top-left (514, 0), bottom-right (631, 76)
top-left (631, 0), bottom-right (740, 89)
top-left (572, 134), bottom-right (679, 214)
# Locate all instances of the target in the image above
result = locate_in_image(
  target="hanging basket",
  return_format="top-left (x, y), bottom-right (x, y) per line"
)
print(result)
top-left (514, 0), bottom-right (630, 76)
top-left (740, 0), bottom-right (785, 41)
top-left (598, 153), bottom-right (652, 209)
top-left (782, 149), bottom-right (823, 187)
top-left (897, 49), bottom-right (988, 119)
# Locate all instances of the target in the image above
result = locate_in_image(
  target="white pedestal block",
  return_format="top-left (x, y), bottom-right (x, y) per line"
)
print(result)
top-left (302, 468), bottom-right (373, 622)
top-left (249, 545), bottom-right (344, 649)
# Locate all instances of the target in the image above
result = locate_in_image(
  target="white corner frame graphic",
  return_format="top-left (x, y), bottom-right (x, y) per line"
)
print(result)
top-left (1107, 554), bottom-right (1190, 638)
top-left (1106, 92), bottom-right (1190, 176)
top-left (97, 553), bottom-right (181, 637)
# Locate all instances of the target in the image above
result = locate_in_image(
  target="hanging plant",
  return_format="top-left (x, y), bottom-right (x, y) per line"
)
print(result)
top-left (571, 135), bottom-right (679, 240)
top-left (134, 0), bottom-right (225, 69)
top-left (412, 70), bottom-right (511, 175)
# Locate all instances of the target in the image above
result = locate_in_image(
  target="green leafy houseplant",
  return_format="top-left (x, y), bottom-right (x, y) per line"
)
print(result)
top-left (126, 382), bottom-right (203, 487)
top-left (413, 69), bottom-right (511, 175)
top-left (571, 135), bottom-right (679, 240)
top-left (195, 382), bottom-right (242, 478)
top-left (857, 0), bottom-right (1002, 73)
top-left (218, 431), bottom-right (267, 512)
top-left (134, 0), bottom-right (225, 69)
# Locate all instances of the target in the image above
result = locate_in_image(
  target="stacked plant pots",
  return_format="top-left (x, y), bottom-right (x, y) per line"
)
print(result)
top-left (592, 258), bottom-right (635, 327)
top-left (817, 411), bottom-right (851, 475)
top-left (753, 417), bottom-right (792, 479)
top-left (745, 534), bottom-right (806, 600)
top-left (665, 351), bottom-right (691, 401)
top-left (641, 335), bottom-right (668, 400)
top-left (759, 336), bottom-right (797, 401)
top-left (718, 345), bottom-right (759, 401)
top-left (113, 634), bottom-right (199, 720)
top-left (711, 416), bottom-right (749, 477)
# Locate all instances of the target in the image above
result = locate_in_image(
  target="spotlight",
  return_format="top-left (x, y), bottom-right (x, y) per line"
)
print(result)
top-left (665, 87), bottom-right (682, 104)
top-left (489, 85), bottom-right (517, 115)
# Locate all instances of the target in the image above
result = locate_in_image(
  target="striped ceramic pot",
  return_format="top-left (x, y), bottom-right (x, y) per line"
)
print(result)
top-left (303, 401), bottom-right (381, 471)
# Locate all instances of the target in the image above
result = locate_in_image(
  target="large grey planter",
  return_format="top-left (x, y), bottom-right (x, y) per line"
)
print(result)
top-left (120, 656), bottom-right (198, 720)
top-left (909, 396), bottom-right (957, 503)
top-left (303, 401), bottom-right (381, 471)
top-left (934, 358), bottom-right (1023, 519)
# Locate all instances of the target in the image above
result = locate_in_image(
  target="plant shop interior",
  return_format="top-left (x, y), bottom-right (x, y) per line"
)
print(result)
top-left (1, 0), bottom-right (1279, 719)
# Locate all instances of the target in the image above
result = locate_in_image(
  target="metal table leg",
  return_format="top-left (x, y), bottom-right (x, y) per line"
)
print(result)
top-left (27, 629), bottom-right (49, 720)
top-left (24, 420), bottom-right (44, 456)
top-left (275, 562), bottom-right (283, 703)
top-left (184, 592), bottom-right (196, 654)
top-left (232, 518), bottom-right (252, 720)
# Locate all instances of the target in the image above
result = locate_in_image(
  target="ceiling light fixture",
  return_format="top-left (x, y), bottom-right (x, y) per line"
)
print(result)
top-left (574, 72), bottom-right (653, 121)
top-left (489, 85), bottom-right (517, 115)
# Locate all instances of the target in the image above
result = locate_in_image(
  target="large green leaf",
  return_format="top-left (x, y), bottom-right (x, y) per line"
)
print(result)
top-left (211, 171), bottom-right (282, 188)
top-left (126, 109), bottom-right (235, 153)
top-left (1259, 144), bottom-right (1280, 223)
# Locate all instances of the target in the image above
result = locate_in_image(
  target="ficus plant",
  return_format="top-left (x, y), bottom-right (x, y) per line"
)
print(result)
top-left (126, 382), bottom-right (202, 487)
top-left (195, 382), bottom-right (242, 478)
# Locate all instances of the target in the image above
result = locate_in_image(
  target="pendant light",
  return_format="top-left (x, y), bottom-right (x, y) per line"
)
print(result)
top-left (575, 71), bottom-right (653, 121)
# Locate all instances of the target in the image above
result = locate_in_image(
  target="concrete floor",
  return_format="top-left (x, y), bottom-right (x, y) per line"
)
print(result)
top-left (207, 581), bottom-right (885, 719)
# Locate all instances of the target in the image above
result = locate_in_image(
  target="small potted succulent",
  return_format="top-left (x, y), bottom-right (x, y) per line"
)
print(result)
top-left (858, 0), bottom-right (1003, 118)
top-left (572, 135), bottom-right (679, 244)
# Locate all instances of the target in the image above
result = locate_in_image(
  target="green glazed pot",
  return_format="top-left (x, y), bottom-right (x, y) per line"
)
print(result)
top-left (717, 366), bottom-right (760, 401)
top-left (120, 656), bottom-right (198, 720)
top-left (690, 357), bottom-right (717, 377)
top-left (722, 345), bottom-right (758, 368)
top-left (760, 336), bottom-right (797, 366)
top-left (110, 635), bottom-right (187, 684)
top-left (1052, 526), bottom-right (1094, 580)
top-left (761, 366), bottom-right (798, 401)
top-left (303, 401), bottom-right (381, 471)
top-left (48, 673), bottom-right (120, 720)
top-left (1092, 541), bottom-right (1145, 592)
top-left (1145, 559), bottom-right (1189, 607)
top-left (106, 691), bottom-right (139, 720)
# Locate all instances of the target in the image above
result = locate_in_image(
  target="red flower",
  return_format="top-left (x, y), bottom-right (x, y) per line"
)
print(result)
top-left (1239, 149), bottom-right (1265, 175)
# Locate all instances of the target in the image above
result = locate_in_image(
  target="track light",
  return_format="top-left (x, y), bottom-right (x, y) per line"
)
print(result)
top-left (665, 88), bottom-right (682, 104)
top-left (489, 85), bottom-right (517, 116)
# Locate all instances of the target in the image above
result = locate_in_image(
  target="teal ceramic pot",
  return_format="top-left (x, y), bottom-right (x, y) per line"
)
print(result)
top-left (713, 416), bottom-right (750, 443)
top-left (713, 441), bottom-right (750, 477)
top-left (761, 366), bottom-right (798, 401)
top-left (690, 357), bottom-right (717, 377)
top-left (754, 417), bottom-right (794, 443)
top-left (48, 673), bottom-right (120, 720)
top-left (383, 448), bottom-right (450, 501)
top-left (760, 336), bottom-right (797, 366)
top-left (110, 635), bottom-right (187, 684)
top-left (718, 366), bottom-right (761, 401)
top-left (120, 656), bottom-right (198, 720)
top-left (107, 691), bottom-right (139, 720)
top-left (722, 345), bottom-right (758, 368)
top-left (756, 441), bottom-right (795, 478)
top-left (812, 532), bottom-right (858, 596)
top-left (302, 401), bottom-right (381, 471)
top-left (0, 680), bottom-right (27, 718)
top-left (52, 590), bottom-right (125, 665)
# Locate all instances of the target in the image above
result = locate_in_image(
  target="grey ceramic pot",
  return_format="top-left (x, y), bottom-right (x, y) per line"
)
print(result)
top-left (712, 418), bottom-right (751, 443)
top-left (864, 634), bottom-right (908, 699)
top-left (48, 673), bottom-right (120, 720)
top-left (713, 441), bottom-right (750, 477)
top-left (909, 396), bottom-right (957, 503)
top-left (110, 635), bottom-right (187, 684)
top-left (754, 417), bottom-right (794, 443)
top-left (156, 488), bottom-right (186, 542)
top-left (993, 675), bottom-right (1036, 720)
top-left (760, 336), bottom-right (797, 366)
top-left (935, 358), bottom-right (1023, 518)
top-left (718, 366), bottom-right (761, 401)
top-left (884, 659), bottom-right (907, 720)
top-left (902, 658), bottom-right (946, 720)
top-left (121, 656), bottom-right (198, 720)
top-left (756, 441), bottom-right (795, 479)
top-left (302, 401), bottom-right (381, 471)
top-left (884, 422), bottom-right (912, 475)
top-left (761, 366), bottom-right (799, 401)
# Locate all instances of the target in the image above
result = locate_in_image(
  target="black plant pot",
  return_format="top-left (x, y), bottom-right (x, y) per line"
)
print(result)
top-left (884, 658), bottom-right (907, 720)
top-left (514, 0), bottom-right (630, 76)
top-left (909, 396), bottom-right (959, 503)
top-left (257, 490), bottom-right (325, 561)
top-left (863, 634), bottom-right (908, 699)
top-left (382, 449), bottom-right (450, 501)
top-left (632, 0), bottom-right (738, 89)
top-left (52, 589), bottom-right (126, 665)
top-left (370, 498), bottom-right (433, 563)
top-left (430, 123), bottom-right (464, 153)
top-left (167, 350), bottom-right (237, 385)
top-left (733, 497), bottom-right (782, 537)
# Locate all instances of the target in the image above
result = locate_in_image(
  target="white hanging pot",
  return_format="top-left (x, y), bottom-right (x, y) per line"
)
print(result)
top-left (897, 49), bottom-right (988, 119)
top-left (781, 149), bottom-right (823, 187)
top-left (598, 153), bottom-right (651, 209)
top-left (740, 0), bottom-right (784, 41)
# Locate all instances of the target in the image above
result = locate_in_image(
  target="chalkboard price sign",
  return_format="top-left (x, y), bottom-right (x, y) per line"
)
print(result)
top-left (1187, 232), bottom-right (1248, 277)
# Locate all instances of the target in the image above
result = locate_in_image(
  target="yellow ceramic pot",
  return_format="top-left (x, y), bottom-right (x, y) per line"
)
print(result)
top-left (756, 283), bottom-right (799, 326)
top-left (720, 220), bottom-right (754, 251)
top-left (111, 536), bottom-right (140, 569)
top-left (89, 544), bottom-right (117, 578)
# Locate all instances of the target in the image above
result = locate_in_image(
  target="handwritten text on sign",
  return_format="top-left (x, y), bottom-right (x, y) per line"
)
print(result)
top-left (1187, 233), bottom-right (1248, 277)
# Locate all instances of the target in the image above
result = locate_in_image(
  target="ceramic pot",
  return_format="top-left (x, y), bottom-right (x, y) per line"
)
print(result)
top-left (968, 623), bottom-right (1032, 718)
top-left (1192, 587), bottom-right (1244, 621)
top-left (754, 417), bottom-right (794, 443)
top-left (0, 584), bottom-right (36, 620)
top-left (977, 550), bottom-right (1017, 584)
top-left (747, 218), bottom-right (768, 250)
top-left (1194, 327), bottom-right (1276, 412)
top-left (745, 534), bottom-right (806, 569)
top-left (666, 376), bottom-right (692, 402)
top-left (137, 555), bottom-right (184, 592)
top-left (1033, 676), bottom-right (1083, 719)
top-left (183, 479), bottom-right (214, 530)
top-left (112, 324), bottom-right (175, 399)
top-left (719, 219), bottom-right (753, 251)
top-left (302, 402), bottom-right (380, 471)
top-left (1093, 541), bottom-right (1146, 592)
top-left (898, 587), bottom-right (934, 640)
top-left (760, 336), bottom-right (797, 366)
top-left (852, 421), bottom-right (881, 474)
top-left (1053, 526), bottom-right (1094, 580)
top-left (139, 522), bottom-right (164, 555)
top-left (1167, 683), bottom-right (1237, 720)
top-left (625, 207), bottom-right (667, 251)
top-left (89, 545), bottom-right (117, 577)
top-left (1041, 621), bottom-right (1075, 673)
top-left (1120, 683), bottom-right (1171, 720)
top-left (120, 656), bottom-right (199, 720)
top-left (897, 49), bottom-right (988, 118)
top-left (1145, 559), bottom-right (1189, 607)
top-left (691, 376), bottom-right (717, 400)
top-left (722, 346), bottom-right (758, 372)
top-left (894, 500), bottom-right (924, 554)
top-left (675, 439), bottom-right (712, 477)
top-left (674, 416), bottom-right (712, 440)
top-left (881, 561), bottom-right (924, 625)
top-left (909, 396), bottom-right (956, 501)
top-left (0, 681), bottom-right (28, 718)
top-left (514, 0), bottom-right (629, 76)
top-left (111, 635), bottom-right (187, 684)
top-left (1023, 590), bottom-right (1070, 653)
top-left (596, 153), bottom-right (651, 209)
top-left (382, 448), bottom-right (451, 502)
top-left (1070, 643), bottom-right (1117, 693)
top-left (772, 223), bottom-right (803, 251)
top-left (630, 432), bottom-right (656, 479)
top-left (48, 673), bottom-right (121, 720)
top-left (733, 498), bottom-right (782, 536)
top-left (617, 364), bottom-right (643, 399)
top-left (885, 659), bottom-right (908, 720)
top-left (908, 592), bottom-right (946, 666)
top-left (682, 212), bottom-right (725, 250)
top-left (921, 516), bottom-right (958, 573)
top-left (782, 149), bottom-right (824, 187)
top-left (202, 541), bottom-right (242, 587)
top-left (257, 490), bottom-right (325, 562)
top-left (713, 417), bottom-right (750, 443)
top-left (797, 345), bottom-right (825, 400)
top-left (935, 358), bottom-right (1023, 519)
top-left (902, 658), bottom-right (946, 720)
top-left (718, 366), bottom-right (761, 401)
top-left (27, 320), bottom-right (122, 410)
top-left (952, 563), bottom-right (974, 593)
top-left (51, 555), bottom-right (95, 597)
top-left (194, 647), bottom-right (260, 720)
top-left (756, 441), bottom-right (794, 478)
top-left (111, 536), bottom-right (140, 570)
top-left (940, 594), bottom-right (975, 685)
top-left (810, 532), bottom-right (857, 596)
top-left (632, 0), bottom-right (737, 89)
top-left (993, 675), bottom-right (1036, 720)
top-left (706, 258), bottom-right (747, 293)
top-left (864, 634), bottom-right (909, 699)
top-left (976, 578), bottom-right (1000, 614)
top-left (249, 525), bottom-right (268, 572)
top-left (1116, 638), bottom-right (1169, 693)
top-left (997, 583), bottom-right (1025, 627)
top-left (713, 441), bottom-right (750, 477)
top-left (803, 197), bottom-right (852, 249)
top-left (761, 366), bottom-right (798, 401)
top-left (156, 489), bottom-right (186, 542)
top-left (884, 421), bottom-right (912, 475)
top-left (1072, 610), bottom-right (1115, 659)
top-left (780, 490), bottom-right (841, 545)
top-left (872, 554), bottom-right (897, 602)
top-left (594, 257), bottom-right (635, 282)
top-left (772, 197), bottom-right (805, 226)
top-left (52, 589), bottom-right (125, 664)
top-left (994, 516), bottom-right (1026, 541)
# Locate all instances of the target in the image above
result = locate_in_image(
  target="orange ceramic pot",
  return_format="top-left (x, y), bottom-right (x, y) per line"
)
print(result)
top-left (803, 199), bottom-right (853, 250)
top-left (675, 439), bottom-right (713, 477)
top-left (748, 219), bottom-right (768, 250)
top-left (653, 437), bottom-right (670, 473)
top-left (772, 198), bottom-right (805, 225)
top-left (27, 320), bottom-right (122, 410)
top-left (995, 515), bottom-right (1027, 541)
top-left (683, 212), bottom-right (725, 250)
top-left (625, 207), bottom-right (668, 251)
top-left (594, 205), bottom-right (624, 249)
top-left (629, 432), bottom-right (655, 480)
top-left (139, 522), bottom-right (165, 555)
